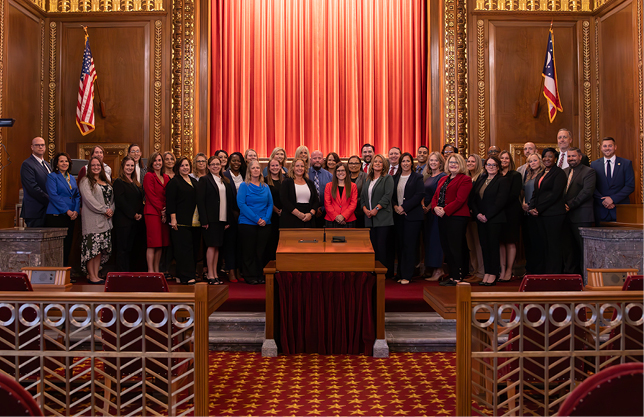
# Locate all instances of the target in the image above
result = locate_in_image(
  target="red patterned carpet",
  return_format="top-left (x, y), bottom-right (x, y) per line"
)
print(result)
top-left (207, 351), bottom-right (465, 416)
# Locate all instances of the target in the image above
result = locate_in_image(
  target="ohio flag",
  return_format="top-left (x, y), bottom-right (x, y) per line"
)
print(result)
top-left (542, 28), bottom-right (563, 122)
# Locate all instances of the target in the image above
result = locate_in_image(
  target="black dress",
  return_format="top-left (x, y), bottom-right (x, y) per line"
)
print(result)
top-left (112, 178), bottom-right (145, 271)
top-left (280, 177), bottom-right (319, 228)
top-left (500, 170), bottom-right (522, 244)
top-left (265, 177), bottom-right (282, 263)
top-left (197, 174), bottom-right (236, 247)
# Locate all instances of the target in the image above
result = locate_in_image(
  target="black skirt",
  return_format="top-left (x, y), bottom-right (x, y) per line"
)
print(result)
top-left (202, 221), bottom-right (226, 247)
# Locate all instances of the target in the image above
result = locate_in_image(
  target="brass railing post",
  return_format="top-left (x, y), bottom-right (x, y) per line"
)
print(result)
top-left (194, 283), bottom-right (209, 416)
top-left (456, 282), bottom-right (472, 416)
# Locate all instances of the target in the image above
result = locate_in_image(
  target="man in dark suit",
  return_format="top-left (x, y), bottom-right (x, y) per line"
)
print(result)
top-left (556, 128), bottom-right (590, 169)
top-left (387, 147), bottom-right (401, 176)
top-left (590, 137), bottom-right (635, 224)
top-left (20, 137), bottom-right (51, 227)
top-left (562, 147), bottom-right (596, 275)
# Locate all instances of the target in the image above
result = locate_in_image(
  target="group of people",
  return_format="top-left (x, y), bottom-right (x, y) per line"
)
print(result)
top-left (20, 128), bottom-right (634, 286)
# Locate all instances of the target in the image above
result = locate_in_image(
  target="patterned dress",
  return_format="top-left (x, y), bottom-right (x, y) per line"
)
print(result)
top-left (81, 184), bottom-right (113, 272)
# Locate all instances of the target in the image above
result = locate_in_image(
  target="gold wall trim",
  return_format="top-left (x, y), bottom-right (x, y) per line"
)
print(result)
top-left (582, 20), bottom-right (592, 157)
top-left (44, 0), bottom-right (164, 13)
top-left (457, 0), bottom-right (468, 154)
top-left (594, 18), bottom-right (600, 153)
top-left (473, 0), bottom-right (614, 12)
top-left (637, 0), bottom-right (643, 203)
top-left (48, 21), bottom-right (56, 161)
top-left (445, 0), bottom-right (457, 146)
top-left (171, 0), bottom-right (195, 158)
top-left (0, 0), bottom-right (4, 206)
top-left (153, 19), bottom-right (162, 153)
top-left (40, 19), bottom-right (45, 137)
top-left (476, 20), bottom-right (486, 158)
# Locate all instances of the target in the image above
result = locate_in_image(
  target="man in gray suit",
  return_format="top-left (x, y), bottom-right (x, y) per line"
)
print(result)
top-left (516, 142), bottom-right (537, 179)
top-left (562, 147), bottom-right (596, 275)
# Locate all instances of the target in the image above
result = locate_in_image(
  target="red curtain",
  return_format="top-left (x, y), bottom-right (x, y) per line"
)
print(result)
top-left (274, 271), bottom-right (376, 355)
top-left (210, 0), bottom-right (428, 157)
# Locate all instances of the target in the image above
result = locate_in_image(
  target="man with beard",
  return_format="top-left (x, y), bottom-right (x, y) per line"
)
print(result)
top-left (361, 143), bottom-right (375, 173)
top-left (309, 150), bottom-right (333, 227)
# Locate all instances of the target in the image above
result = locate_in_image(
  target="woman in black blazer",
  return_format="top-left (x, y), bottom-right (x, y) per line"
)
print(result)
top-left (392, 153), bottom-right (425, 284)
top-left (280, 158), bottom-right (319, 228)
top-left (197, 156), bottom-right (237, 285)
top-left (166, 157), bottom-right (200, 284)
top-left (264, 158), bottom-right (284, 264)
top-left (528, 147), bottom-right (567, 274)
top-left (470, 156), bottom-right (509, 285)
top-left (498, 150), bottom-right (523, 282)
top-left (113, 156), bottom-right (145, 272)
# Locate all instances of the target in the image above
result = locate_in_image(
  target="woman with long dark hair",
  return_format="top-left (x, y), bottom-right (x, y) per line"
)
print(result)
top-left (197, 156), bottom-right (236, 285)
top-left (162, 151), bottom-right (176, 179)
top-left (127, 144), bottom-right (147, 183)
top-left (46, 152), bottom-right (80, 266)
top-left (214, 149), bottom-right (229, 171)
top-left (264, 157), bottom-right (284, 264)
top-left (464, 154), bottom-right (485, 282)
top-left (324, 162), bottom-right (358, 228)
top-left (393, 153), bottom-right (425, 284)
top-left (143, 152), bottom-right (170, 273)
top-left (166, 157), bottom-right (200, 284)
top-left (79, 156), bottom-right (114, 284)
top-left (498, 150), bottom-right (523, 282)
top-left (113, 156), bottom-right (145, 272)
top-left (347, 155), bottom-right (367, 227)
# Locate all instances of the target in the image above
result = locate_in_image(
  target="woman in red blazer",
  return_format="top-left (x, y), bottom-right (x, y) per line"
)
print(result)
top-left (143, 152), bottom-right (170, 273)
top-left (431, 154), bottom-right (473, 286)
top-left (324, 163), bottom-right (358, 227)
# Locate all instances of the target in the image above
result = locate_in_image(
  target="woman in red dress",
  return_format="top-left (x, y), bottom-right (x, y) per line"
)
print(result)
top-left (143, 152), bottom-right (170, 272)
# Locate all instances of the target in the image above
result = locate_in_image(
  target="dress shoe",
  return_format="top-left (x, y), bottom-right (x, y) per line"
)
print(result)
top-left (443, 279), bottom-right (460, 286)
top-left (464, 275), bottom-right (483, 283)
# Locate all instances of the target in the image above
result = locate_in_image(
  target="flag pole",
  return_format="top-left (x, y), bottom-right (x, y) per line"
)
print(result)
top-left (82, 25), bottom-right (107, 118)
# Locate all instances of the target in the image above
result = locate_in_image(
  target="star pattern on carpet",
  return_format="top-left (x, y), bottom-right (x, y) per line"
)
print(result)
top-left (208, 351), bottom-right (460, 416)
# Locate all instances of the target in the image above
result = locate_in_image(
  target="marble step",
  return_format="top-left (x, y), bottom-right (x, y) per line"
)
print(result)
top-left (208, 311), bottom-right (457, 353)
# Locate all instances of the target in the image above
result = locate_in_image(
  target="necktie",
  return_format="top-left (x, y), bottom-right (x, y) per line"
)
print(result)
top-left (314, 170), bottom-right (320, 195)
top-left (606, 160), bottom-right (612, 181)
top-left (42, 160), bottom-right (50, 173)
top-left (558, 153), bottom-right (564, 168)
top-left (363, 164), bottom-right (368, 173)
top-left (565, 169), bottom-right (574, 193)
top-left (389, 166), bottom-right (395, 176)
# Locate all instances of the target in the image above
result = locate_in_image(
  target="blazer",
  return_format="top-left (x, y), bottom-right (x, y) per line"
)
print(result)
top-left (393, 172), bottom-right (426, 222)
top-left (557, 151), bottom-right (590, 168)
top-left (112, 178), bottom-right (144, 229)
top-left (46, 171), bottom-right (80, 215)
top-left (470, 174), bottom-right (509, 223)
top-left (197, 174), bottom-right (237, 226)
top-left (280, 177), bottom-right (320, 214)
top-left (430, 173), bottom-right (473, 218)
top-left (143, 172), bottom-right (169, 217)
top-left (529, 166), bottom-right (567, 217)
top-left (563, 164), bottom-right (596, 224)
top-left (166, 175), bottom-right (199, 226)
top-left (79, 177), bottom-right (115, 235)
top-left (324, 182), bottom-right (358, 223)
top-left (361, 175), bottom-right (394, 228)
top-left (308, 167), bottom-right (333, 211)
top-left (20, 155), bottom-right (51, 219)
top-left (590, 156), bottom-right (635, 222)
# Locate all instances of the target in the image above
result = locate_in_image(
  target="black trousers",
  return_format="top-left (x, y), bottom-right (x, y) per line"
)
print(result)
top-left (562, 219), bottom-right (592, 275)
top-left (238, 224), bottom-right (270, 280)
top-left (438, 216), bottom-right (469, 281)
top-left (395, 218), bottom-right (423, 281)
top-left (264, 213), bottom-right (281, 266)
top-left (522, 214), bottom-right (542, 275)
top-left (536, 214), bottom-right (566, 274)
top-left (170, 226), bottom-right (200, 283)
top-left (477, 221), bottom-right (503, 277)
top-left (45, 214), bottom-right (75, 266)
top-left (25, 216), bottom-right (46, 228)
top-left (113, 220), bottom-right (145, 272)
top-left (370, 226), bottom-right (394, 279)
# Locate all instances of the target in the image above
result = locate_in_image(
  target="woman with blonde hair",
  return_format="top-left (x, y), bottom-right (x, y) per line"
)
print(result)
top-left (280, 158), bottom-right (319, 228)
top-left (162, 151), bottom-right (176, 179)
top-left (294, 145), bottom-right (310, 167)
top-left (522, 153), bottom-right (545, 275)
top-left (421, 152), bottom-right (446, 280)
top-left (466, 154), bottom-right (484, 182)
top-left (263, 147), bottom-right (288, 176)
top-left (464, 153), bottom-right (485, 282)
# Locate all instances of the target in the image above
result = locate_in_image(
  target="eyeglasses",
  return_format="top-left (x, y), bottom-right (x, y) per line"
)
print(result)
top-left (32, 144), bottom-right (46, 147)
top-left (347, 162), bottom-right (361, 165)
top-left (486, 164), bottom-right (498, 168)
top-left (130, 150), bottom-right (141, 154)
top-left (196, 160), bottom-right (207, 163)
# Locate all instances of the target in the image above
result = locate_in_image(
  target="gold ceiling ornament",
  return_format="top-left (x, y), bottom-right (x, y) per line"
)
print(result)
top-left (42, 0), bottom-right (164, 13)
top-left (582, 21), bottom-right (592, 158)
top-left (477, 20), bottom-right (486, 159)
top-left (473, 0), bottom-right (618, 11)
top-left (48, 21), bottom-right (57, 161)
top-left (154, 20), bottom-right (162, 153)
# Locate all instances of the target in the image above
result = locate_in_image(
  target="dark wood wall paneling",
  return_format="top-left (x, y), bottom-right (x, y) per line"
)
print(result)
top-left (4, 1), bottom-right (44, 216)
top-left (598, 0), bottom-right (640, 203)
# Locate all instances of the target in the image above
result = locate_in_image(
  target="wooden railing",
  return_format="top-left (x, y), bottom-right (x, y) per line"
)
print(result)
top-left (455, 283), bottom-right (644, 416)
top-left (0, 283), bottom-right (211, 416)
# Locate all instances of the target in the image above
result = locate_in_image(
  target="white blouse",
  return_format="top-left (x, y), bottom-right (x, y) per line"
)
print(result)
top-left (213, 174), bottom-right (227, 222)
top-left (367, 178), bottom-right (378, 210)
top-left (397, 174), bottom-right (410, 206)
top-left (295, 183), bottom-right (311, 203)
top-left (231, 172), bottom-right (243, 190)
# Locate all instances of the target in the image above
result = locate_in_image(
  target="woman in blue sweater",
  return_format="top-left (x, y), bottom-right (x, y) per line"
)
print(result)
top-left (237, 160), bottom-right (273, 285)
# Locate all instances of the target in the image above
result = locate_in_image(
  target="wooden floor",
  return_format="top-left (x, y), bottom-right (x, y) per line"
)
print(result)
top-left (423, 283), bottom-right (519, 319)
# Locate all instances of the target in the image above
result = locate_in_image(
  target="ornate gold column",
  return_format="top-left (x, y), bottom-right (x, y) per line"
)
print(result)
top-left (171, 0), bottom-right (195, 158)
top-left (48, 21), bottom-right (56, 161)
top-left (444, 0), bottom-right (468, 153)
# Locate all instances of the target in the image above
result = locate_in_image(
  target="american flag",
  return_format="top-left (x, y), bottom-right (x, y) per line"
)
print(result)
top-left (76, 33), bottom-right (97, 135)
top-left (542, 28), bottom-right (563, 123)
